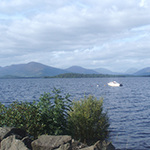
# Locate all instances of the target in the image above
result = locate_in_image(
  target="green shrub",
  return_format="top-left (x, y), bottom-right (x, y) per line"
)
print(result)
top-left (0, 101), bottom-right (44, 139)
top-left (68, 95), bottom-right (109, 145)
top-left (37, 88), bottom-right (72, 135)
top-left (0, 102), bottom-right (6, 123)
top-left (0, 88), bottom-right (72, 139)
top-left (0, 89), bottom-right (109, 143)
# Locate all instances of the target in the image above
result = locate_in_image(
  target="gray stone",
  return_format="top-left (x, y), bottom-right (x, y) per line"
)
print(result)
top-left (55, 143), bottom-right (71, 150)
top-left (22, 136), bottom-right (33, 149)
top-left (0, 127), bottom-right (26, 141)
top-left (80, 141), bottom-right (115, 150)
top-left (31, 135), bottom-right (72, 150)
top-left (94, 141), bottom-right (115, 150)
top-left (1, 135), bottom-right (29, 150)
top-left (71, 140), bottom-right (87, 150)
top-left (0, 127), bottom-right (13, 141)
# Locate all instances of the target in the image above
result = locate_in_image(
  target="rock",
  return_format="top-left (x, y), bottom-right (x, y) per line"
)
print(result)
top-left (71, 140), bottom-right (87, 150)
top-left (1, 135), bottom-right (30, 150)
top-left (80, 141), bottom-right (115, 150)
top-left (22, 136), bottom-right (33, 149)
top-left (55, 143), bottom-right (71, 150)
top-left (0, 127), bottom-right (13, 141)
top-left (0, 127), bottom-right (115, 150)
top-left (94, 141), bottom-right (115, 150)
top-left (0, 127), bottom-right (26, 141)
top-left (31, 135), bottom-right (72, 150)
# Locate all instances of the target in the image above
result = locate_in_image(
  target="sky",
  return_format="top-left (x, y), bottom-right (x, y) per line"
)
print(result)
top-left (0, 0), bottom-right (150, 72)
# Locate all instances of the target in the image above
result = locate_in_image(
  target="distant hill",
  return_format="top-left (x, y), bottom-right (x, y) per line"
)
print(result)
top-left (65, 66), bottom-right (99, 74)
top-left (134, 67), bottom-right (150, 75)
top-left (94, 68), bottom-right (114, 74)
top-left (0, 62), bottom-right (149, 77)
top-left (0, 62), bottom-right (69, 77)
top-left (94, 68), bottom-right (126, 75)
top-left (124, 68), bottom-right (138, 74)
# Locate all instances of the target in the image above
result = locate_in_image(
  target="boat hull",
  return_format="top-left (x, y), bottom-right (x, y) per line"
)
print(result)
top-left (108, 81), bottom-right (123, 87)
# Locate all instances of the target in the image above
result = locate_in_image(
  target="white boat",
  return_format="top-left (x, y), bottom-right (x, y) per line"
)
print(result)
top-left (107, 81), bottom-right (123, 87)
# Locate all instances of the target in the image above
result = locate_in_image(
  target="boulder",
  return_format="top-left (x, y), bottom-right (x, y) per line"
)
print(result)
top-left (0, 127), bottom-right (32, 149)
top-left (80, 141), bottom-right (115, 150)
top-left (0, 127), bottom-right (13, 141)
top-left (31, 135), bottom-right (72, 150)
top-left (55, 143), bottom-right (71, 150)
top-left (22, 136), bottom-right (33, 149)
top-left (0, 127), bottom-right (26, 141)
top-left (71, 140), bottom-right (87, 150)
top-left (1, 135), bottom-right (30, 150)
top-left (0, 127), bottom-right (116, 150)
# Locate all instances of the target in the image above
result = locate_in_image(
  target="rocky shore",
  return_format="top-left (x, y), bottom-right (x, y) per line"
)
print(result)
top-left (0, 127), bottom-right (115, 150)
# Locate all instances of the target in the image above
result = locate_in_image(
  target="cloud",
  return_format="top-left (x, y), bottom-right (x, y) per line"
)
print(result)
top-left (0, 0), bottom-right (150, 72)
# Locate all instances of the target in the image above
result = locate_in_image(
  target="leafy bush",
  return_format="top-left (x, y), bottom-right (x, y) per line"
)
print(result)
top-left (0, 89), bottom-right (109, 143)
top-left (37, 88), bottom-right (72, 135)
top-left (0, 88), bottom-right (72, 139)
top-left (68, 95), bottom-right (109, 145)
top-left (0, 101), bottom-right (44, 139)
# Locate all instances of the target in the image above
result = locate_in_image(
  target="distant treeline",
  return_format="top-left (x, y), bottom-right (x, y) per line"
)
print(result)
top-left (1, 73), bottom-right (148, 79)
top-left (45, 73), bottom-right (128, 78)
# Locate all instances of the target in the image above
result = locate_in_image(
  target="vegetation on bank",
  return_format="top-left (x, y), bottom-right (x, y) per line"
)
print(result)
top-left (0, 73), bottom-right (147, 79)
top-left (0, 88), bottom-right (109, 145)
top-left (45, 73), bottom-right (127, 78)
top-left (68, 95), bottom-right (109, 145)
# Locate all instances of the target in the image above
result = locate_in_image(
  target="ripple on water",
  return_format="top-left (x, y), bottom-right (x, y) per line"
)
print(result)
top-left (0, 77), bottom-right (150, 149)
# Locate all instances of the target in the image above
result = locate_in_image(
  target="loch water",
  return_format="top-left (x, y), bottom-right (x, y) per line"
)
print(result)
top-left (0, 77), bottom-right (150, 150)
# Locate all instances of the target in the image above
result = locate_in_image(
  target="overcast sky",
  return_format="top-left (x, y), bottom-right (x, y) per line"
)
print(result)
top-left (0, 0), bottom-right (150, 72)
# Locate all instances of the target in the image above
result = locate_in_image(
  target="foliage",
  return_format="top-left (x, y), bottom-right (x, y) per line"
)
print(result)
top-left (68, 95), bottom-right (109, 145)
top-left (46, 73), bottom-right (126, 78)
top-left (0, 88), bottom-right (72, 139)
top-left (37, 88), bottom-right (72, 135)
top-left (0, 101), bottom-right (43, 139)
top-left (0, 88), bottom-right (109, 143)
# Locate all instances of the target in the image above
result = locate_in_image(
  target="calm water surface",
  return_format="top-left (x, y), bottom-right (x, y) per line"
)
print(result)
top-left (0, 77), bottom-right (150, 150)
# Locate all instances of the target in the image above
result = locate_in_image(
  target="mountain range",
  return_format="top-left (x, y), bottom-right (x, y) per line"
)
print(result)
top-left (0, 62), bottom-right (69, 77)
top-left (65, 66), bottom-right (99, 74)
top-left (0, 62), bottom-right (149, 77)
